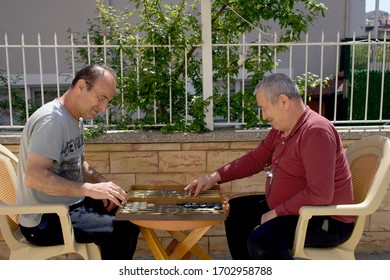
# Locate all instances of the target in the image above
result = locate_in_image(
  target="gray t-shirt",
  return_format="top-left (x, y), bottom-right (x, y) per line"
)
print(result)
top-left (17, 99), bottom-right (84, 227)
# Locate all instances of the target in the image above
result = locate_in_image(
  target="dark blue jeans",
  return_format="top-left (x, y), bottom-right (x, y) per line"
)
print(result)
top-left (20, 197), bottom-right (140, 260)
top-left (225, 195), bottom-right (354, 260)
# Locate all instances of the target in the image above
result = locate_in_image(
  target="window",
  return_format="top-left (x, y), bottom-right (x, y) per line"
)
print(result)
top-left (30, 86), bottom-right (67, 106)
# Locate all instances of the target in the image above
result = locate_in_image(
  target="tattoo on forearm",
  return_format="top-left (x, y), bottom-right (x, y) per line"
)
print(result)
top-left (87, 166), bottom-right (108, 182)
top-left (88, 166), bottom-right (99, 176)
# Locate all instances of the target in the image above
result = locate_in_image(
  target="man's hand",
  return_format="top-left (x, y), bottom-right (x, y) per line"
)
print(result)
top-left (82, 160), bottom-right (128, 210)
top-left (184, 172), bottom-right (221, 197)
top-left (85, 181), bottom-right (129, 210)
top-left (102, 198), bottom-right (117, 212)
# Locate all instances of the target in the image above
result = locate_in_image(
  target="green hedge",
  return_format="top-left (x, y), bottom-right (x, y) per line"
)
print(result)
top-left (348, 70), bottom-right (390, 121)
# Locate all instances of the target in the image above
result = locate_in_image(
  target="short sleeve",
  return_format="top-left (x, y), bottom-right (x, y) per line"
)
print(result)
top-left (28, 116), bottom-right (65, 162)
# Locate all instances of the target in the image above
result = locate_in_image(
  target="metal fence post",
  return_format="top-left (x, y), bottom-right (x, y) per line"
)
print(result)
top-left (201, 0), bottom-right (214, 131)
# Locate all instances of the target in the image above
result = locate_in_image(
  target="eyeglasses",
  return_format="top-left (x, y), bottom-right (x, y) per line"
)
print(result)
top-left (86, 81), bottom-right (112, 109)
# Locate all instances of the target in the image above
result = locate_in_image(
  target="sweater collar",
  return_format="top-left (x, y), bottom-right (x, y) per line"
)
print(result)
top-left (282, 106), bottom-right (312, 140)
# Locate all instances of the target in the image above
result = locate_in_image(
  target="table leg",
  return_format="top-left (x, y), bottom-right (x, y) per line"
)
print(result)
top-left (140, 227), bottom-right (169, 260)
top-left (165, 239), bottom-right (192, 260)
top-left (167, 226), bottom-right (213, 260)
top-left (165, 239), bottom-right (179, 255)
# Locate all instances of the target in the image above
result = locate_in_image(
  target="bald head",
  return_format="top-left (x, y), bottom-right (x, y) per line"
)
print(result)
top-left (71, 65), bottom-right (117, 91)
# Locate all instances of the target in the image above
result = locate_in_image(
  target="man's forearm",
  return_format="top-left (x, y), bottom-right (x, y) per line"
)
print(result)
top-left (25, 167), bottom-right (88, 197)
top-left (82, 161), bottom-right (108, 183)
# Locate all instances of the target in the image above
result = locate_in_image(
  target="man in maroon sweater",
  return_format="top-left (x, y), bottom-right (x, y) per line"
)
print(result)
top-left (185, 73), bottom-right (354, 259)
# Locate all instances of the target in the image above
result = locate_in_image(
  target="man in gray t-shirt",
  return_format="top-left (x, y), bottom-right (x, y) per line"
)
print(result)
top-left (17, 98), bottom-right (85, 227)
top-left (17, 65), bottom-right (140, 260)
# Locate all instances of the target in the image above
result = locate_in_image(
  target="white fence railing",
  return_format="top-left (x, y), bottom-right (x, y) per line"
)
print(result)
top-left (1, 31), bottom-right (390, 132)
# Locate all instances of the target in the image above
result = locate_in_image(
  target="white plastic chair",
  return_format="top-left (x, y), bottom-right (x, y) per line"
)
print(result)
top-left (0, 144), bottom-right (101, 260)
top-left (291, 135), bottom-right (390, 259)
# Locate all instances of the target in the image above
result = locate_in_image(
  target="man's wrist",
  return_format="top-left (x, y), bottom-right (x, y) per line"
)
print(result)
top-left (210, 171), bottom-right (221, 184)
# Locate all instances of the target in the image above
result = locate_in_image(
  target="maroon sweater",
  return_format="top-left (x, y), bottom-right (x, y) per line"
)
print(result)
top-left (217, 107), bottom-right (354, 223)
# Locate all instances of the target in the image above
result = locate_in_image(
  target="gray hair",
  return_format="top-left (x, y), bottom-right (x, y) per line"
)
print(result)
top-left (254, 73), bottom-right (301, 104)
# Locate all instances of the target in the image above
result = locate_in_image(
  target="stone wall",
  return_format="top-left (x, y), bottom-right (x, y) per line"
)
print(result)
top-left (1, 130), bottom-right (390, 258)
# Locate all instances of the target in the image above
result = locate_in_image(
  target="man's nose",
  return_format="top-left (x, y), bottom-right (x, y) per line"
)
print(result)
top-left (261, 110), bottom-right (267, 120)
top-left (98, 101), bottom-right (111, 112)
top-left (99, 103), bottom-right (106, 111)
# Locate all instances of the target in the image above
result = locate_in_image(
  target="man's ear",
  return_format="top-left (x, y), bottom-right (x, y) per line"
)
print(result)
top-left (278, 94), bottom-right (290, 108)
top-left (76, 79), bottom-right (88, 94)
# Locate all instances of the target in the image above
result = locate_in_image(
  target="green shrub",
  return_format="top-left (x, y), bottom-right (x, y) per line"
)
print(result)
top-left (348, 70), bottom-right (390, 121)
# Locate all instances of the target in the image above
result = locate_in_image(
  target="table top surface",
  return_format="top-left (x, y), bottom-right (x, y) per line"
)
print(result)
top-left (131, 219), bottom-right (222, 231)
top-left (115, 185), bottom-right (227, 222)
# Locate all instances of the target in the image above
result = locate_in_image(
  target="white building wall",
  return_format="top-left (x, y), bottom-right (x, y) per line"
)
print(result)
top-left (0, 0), bottom-right (97, 44)
top-left (348, 0), bottom-right (367, 38)
top-left (0, 0), bottom-right (365, 78)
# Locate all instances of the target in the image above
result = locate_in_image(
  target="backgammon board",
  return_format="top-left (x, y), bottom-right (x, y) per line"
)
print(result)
top-left (115, 185), bottom-right (227, 221)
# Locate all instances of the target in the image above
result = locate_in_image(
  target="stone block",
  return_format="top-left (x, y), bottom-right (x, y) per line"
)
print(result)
top-left (0, 241), bottom-right (10, 260)
top-left (159, 151), bottom-right (206, 172)
top-left (1, 144), bottom-right (19, 153)
top-left (230, 141), bottom-right (258, 150)
top-left (133, 143), bottom-right (180, 151)
top-left (207, 150), bottom-right (246, 171)
top-left (357, 231), bottom-right (390, 252)
top-left (85, 143), bottom-right (133, 152)
top-left (111, 151), bottom-right (158, 173)
top-left (182, 142), bottom-right (229, 150)
top-left (84, 152), bottom-right (110, 173)
top-left (379, 190), bottom-right (390, 210)
top-left (370, 210), bottom-right (390, 232)
top-left (206, 221), bottom-right (226, 236)
top-left (209, 236), bottom-right (230, 257)
top-left (135, 173), bottom-right (186, 185)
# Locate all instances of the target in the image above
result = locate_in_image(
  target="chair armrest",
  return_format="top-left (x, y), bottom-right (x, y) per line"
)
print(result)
top-left (0, 202), bottom-right (69, 215)
top-left (0, 202), bottom-right (75, 246)
top-left (292, 203), bottom-right (370, 258)
top-left (298, 202), bottom-right (372, 219)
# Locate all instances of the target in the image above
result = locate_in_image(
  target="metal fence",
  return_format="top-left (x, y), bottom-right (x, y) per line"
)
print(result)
top-left (1, 30), bottom-right (390, 132)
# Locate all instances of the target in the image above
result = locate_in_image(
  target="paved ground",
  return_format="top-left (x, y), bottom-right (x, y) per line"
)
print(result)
top-left (355, 252), bottom-right (390, 260)
top-left (1, 241), bottom-right (389, 260)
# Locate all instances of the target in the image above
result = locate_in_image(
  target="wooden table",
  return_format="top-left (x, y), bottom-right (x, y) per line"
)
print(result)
top-left (131, 219), bottom-right (222, 260)
top-left (116, 185), bottom-right (227, 260)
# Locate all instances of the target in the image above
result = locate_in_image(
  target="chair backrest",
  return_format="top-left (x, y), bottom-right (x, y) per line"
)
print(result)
top-left (346, 135), bottom-right (390, 214)
top-left (0, 144), bottom-right (19, 229)
top-left (349, 154), bottom-right (379, 204)
top-left (337, 135), bottom-right (390, 254)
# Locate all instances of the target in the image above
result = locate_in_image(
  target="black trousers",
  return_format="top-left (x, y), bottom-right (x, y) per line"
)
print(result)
top-left (225, 195), bottom-right (354, 260)
top-left (20, 197), bottom-right (140, 260)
